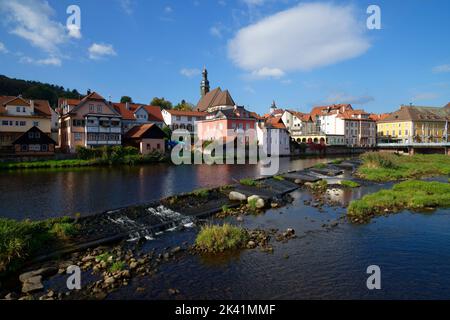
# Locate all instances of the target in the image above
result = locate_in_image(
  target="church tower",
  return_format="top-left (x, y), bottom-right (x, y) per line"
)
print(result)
top-left (200, 67), bottom-right (210, 97)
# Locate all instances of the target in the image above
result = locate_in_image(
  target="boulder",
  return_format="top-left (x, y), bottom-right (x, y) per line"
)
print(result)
top-left (22, 276), bottom-right (44, 294)
top-left (247, 195), bottom-right (265, 209)
top-left (229, 191), bottom-right (247, 202)
top-left (19, 267), bottom-right (57, 283)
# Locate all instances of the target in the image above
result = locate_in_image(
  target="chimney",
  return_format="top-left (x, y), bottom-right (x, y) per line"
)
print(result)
top-left (126, 102), bottom-right (130, 110)
top-left (30, 100), bottom-right (35, 113)
top-left (87, 89), bottom-right (92, 95)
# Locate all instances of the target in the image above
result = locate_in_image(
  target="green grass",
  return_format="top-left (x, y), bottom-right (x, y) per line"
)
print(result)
top-left (0, 217), bottom-right (77, 275)
top-left (347, 180), bottom-right (450, 222)
top-left (191, 188), bottom-right (210, 198)
top-left (309, 180), bottom-right (328, 193)
top-left (314, 163), bottom-right (327, 169)
top-left (330, 159), bottom-right (343, 165)
top-left (0, 151), bottom-right (167, 171)
top-left (240, 178), bottom-right (258, 187)
top-left (357, 153), bottom-right (450, 182)
top-left (109, 261), bottom-right (126, 273)
top-left (247, 198), bottom-right (258, 211)
top-left (195, 224), bottom-right (249, 253)
top-left (340, 180), bottom-right (361, 188)
top-left (273, 175), bottom-right (285, 181)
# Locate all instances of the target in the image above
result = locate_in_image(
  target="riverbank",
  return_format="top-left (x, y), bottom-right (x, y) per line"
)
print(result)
top-left (0, 146), bottom-right (167, 170)
top-left (356, 152), bottom-right (450, 182)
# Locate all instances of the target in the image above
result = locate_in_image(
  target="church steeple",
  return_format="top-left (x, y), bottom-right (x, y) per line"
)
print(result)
top-left (200, 67), bottom-right (210, 97)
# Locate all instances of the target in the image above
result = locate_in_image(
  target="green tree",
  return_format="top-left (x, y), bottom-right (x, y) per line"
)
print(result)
top-left (150, 97), bottom-right (173, 110)
top-left (120, 96), bottom-right (132, 103)
top-left (173, 99), bottom-right (194, 111)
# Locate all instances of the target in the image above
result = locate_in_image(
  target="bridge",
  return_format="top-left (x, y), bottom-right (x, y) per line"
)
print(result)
top-left (377, 142), bottom-right (450, 155)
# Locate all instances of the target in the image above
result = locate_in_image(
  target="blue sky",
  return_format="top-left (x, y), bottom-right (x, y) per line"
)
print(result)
top-left (0, 0), bottom-right (449, 115)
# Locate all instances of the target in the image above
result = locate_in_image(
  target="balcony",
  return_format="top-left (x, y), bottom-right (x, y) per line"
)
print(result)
top-left (86, 126), bottom-right (121, 133)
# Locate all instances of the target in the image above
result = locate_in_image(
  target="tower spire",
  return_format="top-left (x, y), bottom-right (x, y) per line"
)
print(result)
top-left (200, 67), bottom-right (210, 98)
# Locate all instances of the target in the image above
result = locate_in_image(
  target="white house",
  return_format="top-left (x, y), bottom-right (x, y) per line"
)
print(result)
top-left (161, 109), bottom-right (207, 133)
top-left (256, 115), bottom-right (291, 156)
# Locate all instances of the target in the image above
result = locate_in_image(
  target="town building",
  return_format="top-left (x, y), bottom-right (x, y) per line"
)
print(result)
top-left (256, 108), bottom-right (291, 156)
top-left (13, 126), bottom-right (56, 156)
top-left (281, 110), bottom-right (321, 143)
top-left (313, 104), bottom-right (376, 147)
top-left (58, 92), bottom-right (122, 153)
top-left (377, 104), bottom-right (450, 144)
top-left (195, 68), bottom-right (257, 145)
top-left (0, 95), bottom-right (53, 152)
top-left (161, 109), bottom-right (207, 133)
top-left (123, 123), bottom-right (166, 155)
top-left (113, 102), bottom-right (164, 133)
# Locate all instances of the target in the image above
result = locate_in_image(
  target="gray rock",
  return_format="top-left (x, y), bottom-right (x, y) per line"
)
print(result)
top-left (247, 195), bottom-right (265, 209)
top-left (229, 191), bottom-right (247, 202)
top-left (104, 276), bottom-right (115, 285)
top-left (22, 275), bottom-right (44, 294)
top-left (19, 267), bottom-right (57, 283)
top-left (170, 246), bottom-right (182, 254)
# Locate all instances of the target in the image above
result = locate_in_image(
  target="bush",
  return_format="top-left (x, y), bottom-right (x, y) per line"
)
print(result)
top-left (361, 152), bottom-right (398, 169)
top-left (273, 175), bottom-right (284, 181)
top-left (192, 188), bottom-right (209, 198)
top-left (195, 224), bottom-right (249, 253)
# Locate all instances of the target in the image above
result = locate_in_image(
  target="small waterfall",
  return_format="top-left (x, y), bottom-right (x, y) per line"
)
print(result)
top-left (108, 205), bottom-right (194, 242)
top-left (147, 205), bottom-right (195, 230)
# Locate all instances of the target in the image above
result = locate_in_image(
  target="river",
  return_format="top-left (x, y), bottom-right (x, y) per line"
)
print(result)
top-left (0, 156), bottom-right (340, 220)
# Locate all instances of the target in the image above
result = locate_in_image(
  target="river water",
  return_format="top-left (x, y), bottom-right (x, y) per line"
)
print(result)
top-left (0, 157), bottom-right (337, 220)
top-left (103, 176), bottom-right (450, 300)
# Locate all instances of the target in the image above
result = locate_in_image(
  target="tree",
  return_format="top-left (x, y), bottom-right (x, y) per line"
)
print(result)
top-left (150, 97), bottom-right (172, 110)
top-left (173, 99), bottom-right (194, 111)
top-left (120, 96), bottom-right (132, 103)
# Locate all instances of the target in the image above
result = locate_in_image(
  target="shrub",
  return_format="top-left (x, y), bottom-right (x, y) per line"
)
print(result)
top-left (361, 152), bottom-right (398, 169)
top-left (314, 163), bottom-right (327, 169)
top-left (273, 175), bottom-right (284, 181)
top-left (195, 224), bottom-right (248, 253)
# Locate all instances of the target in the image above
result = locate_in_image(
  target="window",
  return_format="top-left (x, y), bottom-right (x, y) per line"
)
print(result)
top-left (157, 143), bottom-right (161, 149)
top-left (41, 144), bottom-right (48, 152)
top-left (147, 144), bottom-right (151, 150)
top-left (74, 133), bottom-right (82, 141)
top-left (16, 107), bottom-right (20, 112)
top-left (73, 119), bottom-right (85, 127)
top-left (188, 116), bottom-right (192, 122)
top-left (89, 104), bottom-right (94, 112)
top-left (22, 107), bottom-right (26, 112)
top-left (28, 132), bottom-right (35, 139)
top-left (35, 132), bottom-right (40, 139)
top-left (97, 105), bottom-right (102, 113)
top-left (20, 121), bottom-right (26, 126)
top-left (33, 121), bottom-right (39, 127)
top-left (2, 121), bottom-right (8, 126)
top-left (21, 145), bottom-right (28, 152)
top-left (15, 121), bottom-right (19, 126)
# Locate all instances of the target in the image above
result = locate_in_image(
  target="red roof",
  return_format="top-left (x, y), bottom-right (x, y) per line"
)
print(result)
top-left (113, 103), bottom-right (136, 120)
top-left (310, 104), bottom-right (352, 118)
top-left (143, 105), bottom-right (163, 122)
top-left (166, 109), bottom-right (207, 117)
top-left (266, 116), bottom-right (286, 129)
top-left (0, 95), bottom-right (52, 116)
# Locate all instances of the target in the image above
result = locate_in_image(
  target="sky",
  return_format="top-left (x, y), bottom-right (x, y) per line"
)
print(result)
top-left (0, 0), bottom-right (449, 115)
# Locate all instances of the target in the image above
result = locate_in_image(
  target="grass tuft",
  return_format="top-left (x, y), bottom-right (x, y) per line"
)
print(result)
top-left (195, 224), bottom-right (248, 253)
top-left (240, 178), bottom-right (258, 187)
top-left (340, 180), bottom-right (361, 188)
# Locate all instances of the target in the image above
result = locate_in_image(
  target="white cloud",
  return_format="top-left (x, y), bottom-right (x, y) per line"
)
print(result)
top-left (228, 3), bottom-right (370, 76)
top-left (180, 68), bottom-right (201, 78)
top-left (67, 24), bottom-right (82, 39)
top-left (0, 0), bottom-right (67, 54)
top-left (165, 6), bottom-right (173, 13)
top-left (250, 67), bottom-right (285, 79)
top-left (325, 92), bottom-right (375, 105)
top-left (88, 43), bottom-right (117, 60)
top-left (119, 0), bottom-right (134, 15)
top-left (210, 26), bottom-right (223, 38)
top-left (20, 56), bottom-right (61, 66)
top-left (432, 64), bottom-right (450, 74)
top-left (242, 0), bottom-right (265, 6)
top-left (0, 42), bottom-right (8, 53)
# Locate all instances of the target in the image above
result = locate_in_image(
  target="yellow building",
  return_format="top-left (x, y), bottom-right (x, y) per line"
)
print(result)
top-left (377, 104), bottom-right (450, 144)
top-left (0, 96), bottom-right (52, 151)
